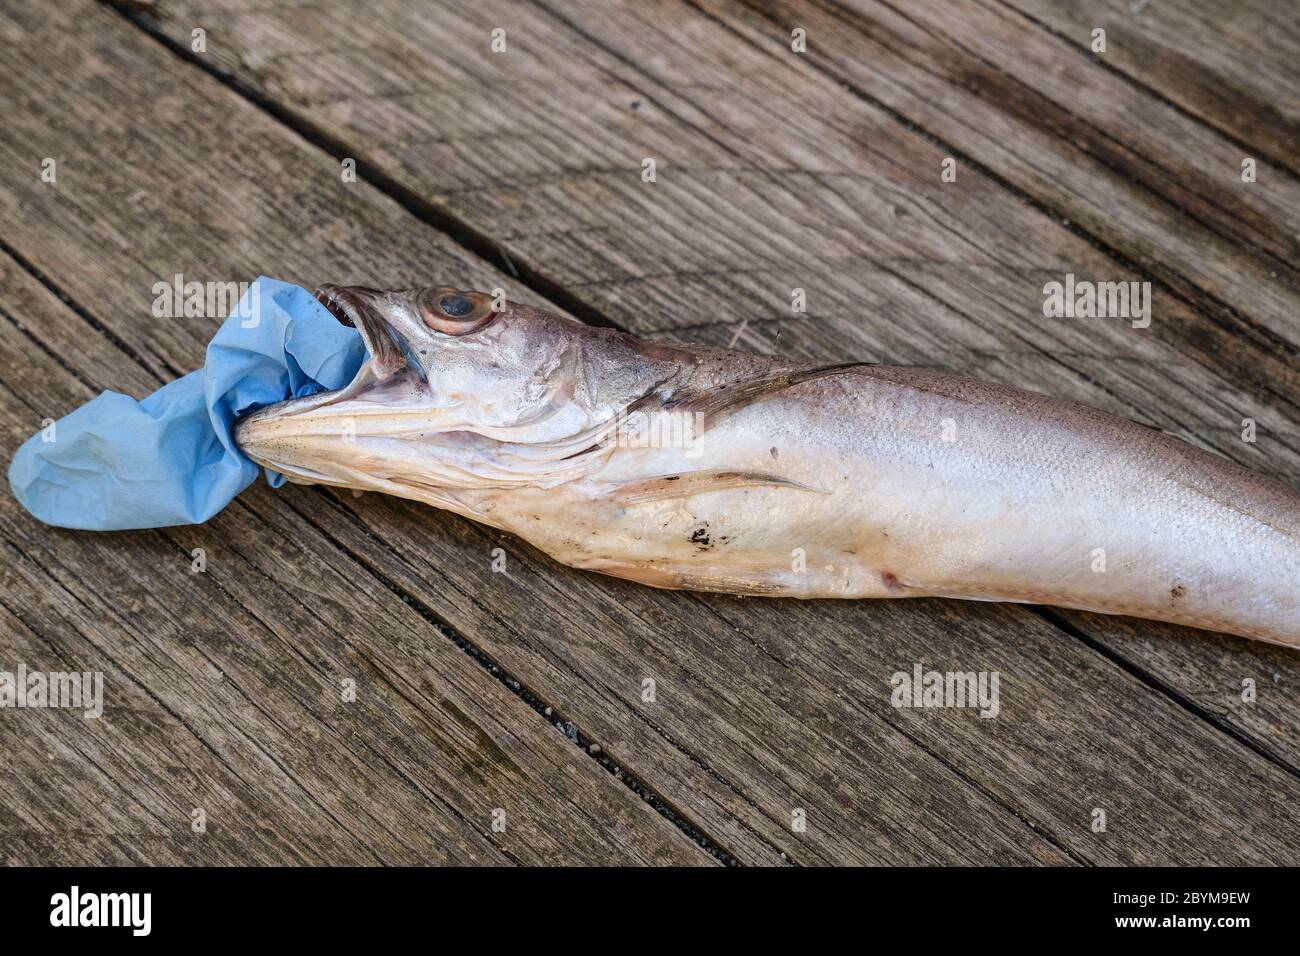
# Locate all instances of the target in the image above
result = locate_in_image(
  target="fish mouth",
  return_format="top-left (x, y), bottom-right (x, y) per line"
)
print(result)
top-left (233, 284), bottom-right (432, 486)
top-left (313, 284), bottom-right (406, 377)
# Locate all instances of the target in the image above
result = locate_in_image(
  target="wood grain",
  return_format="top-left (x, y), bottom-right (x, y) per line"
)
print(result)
top-left (1009, 0), bottom-right (1300, 175)
top-left (0, 0), bottom-right (1297, 865)
top-left (126, 0), bottom-right (1300, 773)
top-left (0, 252), bottom-right (713, 866)
top-left (1, 0), bottom-right (1078, 865)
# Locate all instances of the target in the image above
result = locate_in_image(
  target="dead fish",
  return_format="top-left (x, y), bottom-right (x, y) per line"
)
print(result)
top-left (234, 285), bottom-right (1300, 648)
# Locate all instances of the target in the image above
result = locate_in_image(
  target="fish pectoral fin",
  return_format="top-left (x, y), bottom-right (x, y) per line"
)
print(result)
top-left (608, 469), bottom-right (829, 504)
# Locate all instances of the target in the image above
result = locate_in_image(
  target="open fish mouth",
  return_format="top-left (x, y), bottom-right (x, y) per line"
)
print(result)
top-left (232, 285), bottom-right (431, 486)
top-left (312, 284), bottom-right (407, 377)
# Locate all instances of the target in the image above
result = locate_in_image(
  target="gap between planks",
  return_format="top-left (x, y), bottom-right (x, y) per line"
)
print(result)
top-left (991, 0), bottom-right (1300, 179)
top-left (708, 0), bottom-right (1300, 410)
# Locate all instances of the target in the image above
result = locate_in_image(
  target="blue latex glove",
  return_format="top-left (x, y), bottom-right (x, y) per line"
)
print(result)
top-left (8, 276), bottom-right (366, 531)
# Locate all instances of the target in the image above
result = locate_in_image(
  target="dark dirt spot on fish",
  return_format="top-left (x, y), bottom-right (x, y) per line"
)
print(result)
top-left (1171, 583), bottom-right (1187, 599)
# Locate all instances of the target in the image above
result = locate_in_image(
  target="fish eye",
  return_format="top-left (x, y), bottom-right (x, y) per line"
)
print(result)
top-left (418, 287), bottom-right (496, 336)
top-left (439, 294), bottom-right (474, 317)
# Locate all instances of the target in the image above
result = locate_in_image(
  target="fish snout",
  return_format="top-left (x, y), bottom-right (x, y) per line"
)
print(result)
top-left (233, 415), bottom-right (272, 478)
top-left (232, 403), bottom-right (288, 472)
top-left (233, 400), bottom-right (351, 485)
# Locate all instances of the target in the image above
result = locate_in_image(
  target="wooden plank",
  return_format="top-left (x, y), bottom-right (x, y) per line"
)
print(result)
top-left (303, 492), bottom-right (1300, 865)
top-left (138, 0), bottom-right (1300, 374)
top-left (0, 252), bottom-right (713, 866)
top-left (1008, 0), bottom-right (1300, 175)
top-left (0, 0), bottom-right (1074, 865)
top-left (124, 0), bottom-right (1300, 776)
top-left (3, 0), bottom-right (1298, 864)
top-left (694, 0), bottom-right (1300, 770)
top-left (771, 0), bottom-right (1300, 349)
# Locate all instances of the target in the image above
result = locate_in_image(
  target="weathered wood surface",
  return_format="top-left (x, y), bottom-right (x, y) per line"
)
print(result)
top-left (0, 250), bottom-right (712, 866)
top-left (1, 0), bottom-right (1298, 864)
top-left (1008, 0), bottom-right (1300, 176)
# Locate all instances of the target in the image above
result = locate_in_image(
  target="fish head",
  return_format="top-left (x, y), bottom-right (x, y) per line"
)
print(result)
top-left (233, 284), bottom-right (683, 506)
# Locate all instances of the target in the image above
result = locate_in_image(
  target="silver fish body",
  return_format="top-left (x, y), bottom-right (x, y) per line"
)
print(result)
top-left (235, 286), bottom-right (1300, 648)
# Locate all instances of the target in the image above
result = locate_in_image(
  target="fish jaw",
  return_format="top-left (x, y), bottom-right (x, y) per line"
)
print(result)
top-left (230, 308), bottom-right (618, 501)
top-left (233, 361), bottom-right (441, 488)
top-left (235, 282), bottom-right (470, 490)
top-left (233, 283), bottom-right (691, 498)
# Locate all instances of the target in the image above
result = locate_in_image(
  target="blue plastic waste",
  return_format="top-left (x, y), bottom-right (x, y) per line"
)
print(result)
top-left (7, 277), bottom-right (365, 530)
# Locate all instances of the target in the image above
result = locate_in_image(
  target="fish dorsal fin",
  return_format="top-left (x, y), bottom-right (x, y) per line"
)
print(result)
top-left (644, 362), bottom-right (872, 424)
top-left (609, 469), bottom-right (829, 504)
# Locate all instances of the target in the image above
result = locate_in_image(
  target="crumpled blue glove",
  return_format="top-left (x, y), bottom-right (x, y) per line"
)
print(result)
top-left (7, 276), bottom-right (366, 531)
